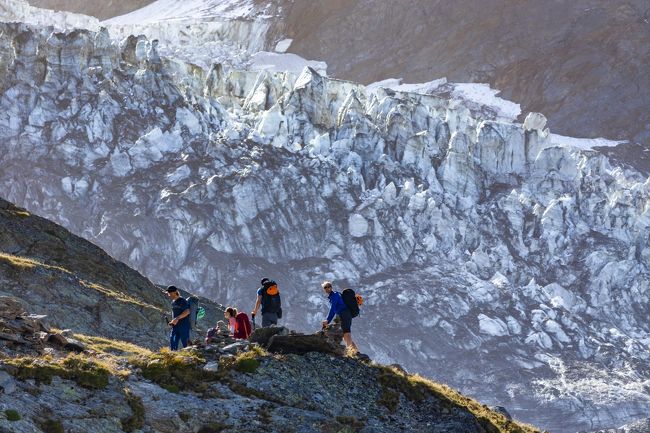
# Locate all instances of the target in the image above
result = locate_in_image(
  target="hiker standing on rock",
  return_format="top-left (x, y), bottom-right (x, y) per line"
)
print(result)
top-left (166, 285), bottom-right (191, 351)
top-left (251, 278), bottom-right (282, 328)
top-left (321, 281), bottom-right (358, 353)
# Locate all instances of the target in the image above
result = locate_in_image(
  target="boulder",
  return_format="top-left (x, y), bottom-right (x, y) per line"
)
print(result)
top-left (221, 341), bottom-right (250, 355)
top-left (0, 370), bottom-right (16, 395)
top-left (490, 406), bottom-right (512, 421)
top-left (64, 337), bottom-right (87, 353)
top-left (47, 333), bottom-right (69, 347)
top-left (248, 326), bottom-right (289, 347)
top-left (203, 361), bottom-right (220, 372)
top-left (523, 112), bottom-right (547, 132)
top-left (267, 331), bottom-right (345, 356)
top-left (0, 296), bottom-right (25, 319)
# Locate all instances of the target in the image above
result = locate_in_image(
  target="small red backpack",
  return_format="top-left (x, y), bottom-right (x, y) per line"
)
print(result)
top-left (234, 312), bottom-right (252, 339)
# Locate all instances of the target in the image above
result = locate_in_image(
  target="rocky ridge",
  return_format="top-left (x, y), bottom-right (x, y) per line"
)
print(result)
top-left (0, 17), bottom-right (648, 433)
top-left (0, 304), bottom-right (541, 433)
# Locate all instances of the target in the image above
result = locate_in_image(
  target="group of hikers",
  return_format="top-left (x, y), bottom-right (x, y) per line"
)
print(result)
top-left (165, 279), bottom-right (362, 353)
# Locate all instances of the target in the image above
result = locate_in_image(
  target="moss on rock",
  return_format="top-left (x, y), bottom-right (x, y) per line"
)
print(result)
top-left (5, 354), bottom-right (110, 389)
top-left (121, 388), bottom-right (145, 432)
top-left (5, 409), bottom-right (21, 421)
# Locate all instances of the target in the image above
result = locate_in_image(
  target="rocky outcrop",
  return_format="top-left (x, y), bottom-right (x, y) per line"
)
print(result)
top-left (0, 296), bottom-right (48, 357)
top-left (0, 313), bottom-right (542, 433)
top-left (0, 22), bottom-right (647, 432)
top-left (0, 198), bottom-right (221, 348)
top-left (266, 329), bottom-right (345, 356)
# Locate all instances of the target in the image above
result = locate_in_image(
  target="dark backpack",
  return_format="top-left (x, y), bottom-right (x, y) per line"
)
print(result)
top-left (341, 288), bottom-right (360, 318)
top-left (187, 296), bottom-right (199, 329)
top-left (261, 281), bottom-right (282, 316)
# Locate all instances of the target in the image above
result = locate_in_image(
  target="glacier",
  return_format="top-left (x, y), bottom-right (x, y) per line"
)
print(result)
top-left (0, 2), bottom-right (648, 432)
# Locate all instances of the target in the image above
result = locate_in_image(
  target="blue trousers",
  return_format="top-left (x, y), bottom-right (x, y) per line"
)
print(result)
top-left (170, 324), bottom-right (190, 351)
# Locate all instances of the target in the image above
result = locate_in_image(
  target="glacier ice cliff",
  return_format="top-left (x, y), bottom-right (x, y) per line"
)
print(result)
top-left (0, 21), bottom-right (648, 433)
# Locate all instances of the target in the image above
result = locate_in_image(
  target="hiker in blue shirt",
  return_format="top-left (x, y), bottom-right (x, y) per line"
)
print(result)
top-left (321, 281), bottom-right (358, 353)
top-left (166, 285), bottom-right (190, 351)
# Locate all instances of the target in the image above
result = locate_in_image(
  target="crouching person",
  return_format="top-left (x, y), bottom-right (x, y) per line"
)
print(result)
top-left (224, 307), bottom-right (252, 339)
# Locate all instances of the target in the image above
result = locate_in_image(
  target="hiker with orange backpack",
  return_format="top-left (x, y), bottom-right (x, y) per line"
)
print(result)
top-left (251, 278), bottom-right (282, 327)
top-left (321, 281), bottom-right (359, 353)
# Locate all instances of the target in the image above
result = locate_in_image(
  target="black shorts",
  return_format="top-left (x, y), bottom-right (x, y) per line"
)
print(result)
top-left (338, 309), bottom-right (352, 333)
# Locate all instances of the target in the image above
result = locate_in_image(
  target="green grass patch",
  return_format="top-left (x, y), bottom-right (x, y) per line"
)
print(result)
top-left (336, 416), bottom-right (365, 433)
top-left (39, 419), bottom-right (64, 433)
top-left (197, 423), bottom-right (231, 433)
top-left (235, 357), bottom-right (260, 373)
top-left (220, 345), bottom-right (267, 374)
top-left (131, 348), bottom-right (217, 393)
top-left (121, 388), bottom-right (145, 432)
top-left (162, 383), bottom-right (180, 393)
top-left (5, 409), bottom-right (21, 421)
top-left (377, 387), bottom-right (400, 412)
top-left (373, 365), bottom-right (540, 433)
top-left (4, 354), bottom-right (110, 389)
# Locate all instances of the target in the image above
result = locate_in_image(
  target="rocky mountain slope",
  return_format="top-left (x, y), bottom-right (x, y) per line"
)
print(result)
top-left (0, 198), bottom-right (541, 433)
top-left (27, 0), bottom-right (650, 168)
top-left (0, 5), bottom-right (649, 433)
top-left (0, 294), bottom-right (541, 433)
top-left (0, 198), bottom-right (220, 348)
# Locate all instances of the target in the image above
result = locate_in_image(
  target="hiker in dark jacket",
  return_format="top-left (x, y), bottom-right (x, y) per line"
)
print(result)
top-left (251, 277), bottom-right (282, 327)
top-left (321, 281), bottom-right (358, 352)
top-left (166, 285), bottom-right (190, 351)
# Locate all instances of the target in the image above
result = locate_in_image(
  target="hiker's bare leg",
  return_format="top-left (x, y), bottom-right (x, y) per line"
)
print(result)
top-left (343, 332), bottom-right (358, 352)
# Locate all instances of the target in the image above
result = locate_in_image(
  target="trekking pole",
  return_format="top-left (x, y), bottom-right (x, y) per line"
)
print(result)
top-left (251, 313), bottom-right (256, 330)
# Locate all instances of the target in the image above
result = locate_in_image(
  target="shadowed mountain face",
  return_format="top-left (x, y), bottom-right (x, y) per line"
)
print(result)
top-left (28, 0), bottom-right (650, 153)
top-left (280, 0), bottom-right (650, 146)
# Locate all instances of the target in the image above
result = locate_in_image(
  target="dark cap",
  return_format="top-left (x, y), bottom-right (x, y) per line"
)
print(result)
top-left (260, 278), bottom-right (270, 285)
top-left (166, 285), bottom-right (179, 293)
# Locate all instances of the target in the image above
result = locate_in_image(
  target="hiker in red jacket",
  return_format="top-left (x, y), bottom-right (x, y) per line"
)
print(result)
top-left (223, 307), bottom-right (252, 339)
top-left (234, 311), bottom-right (252, 339)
